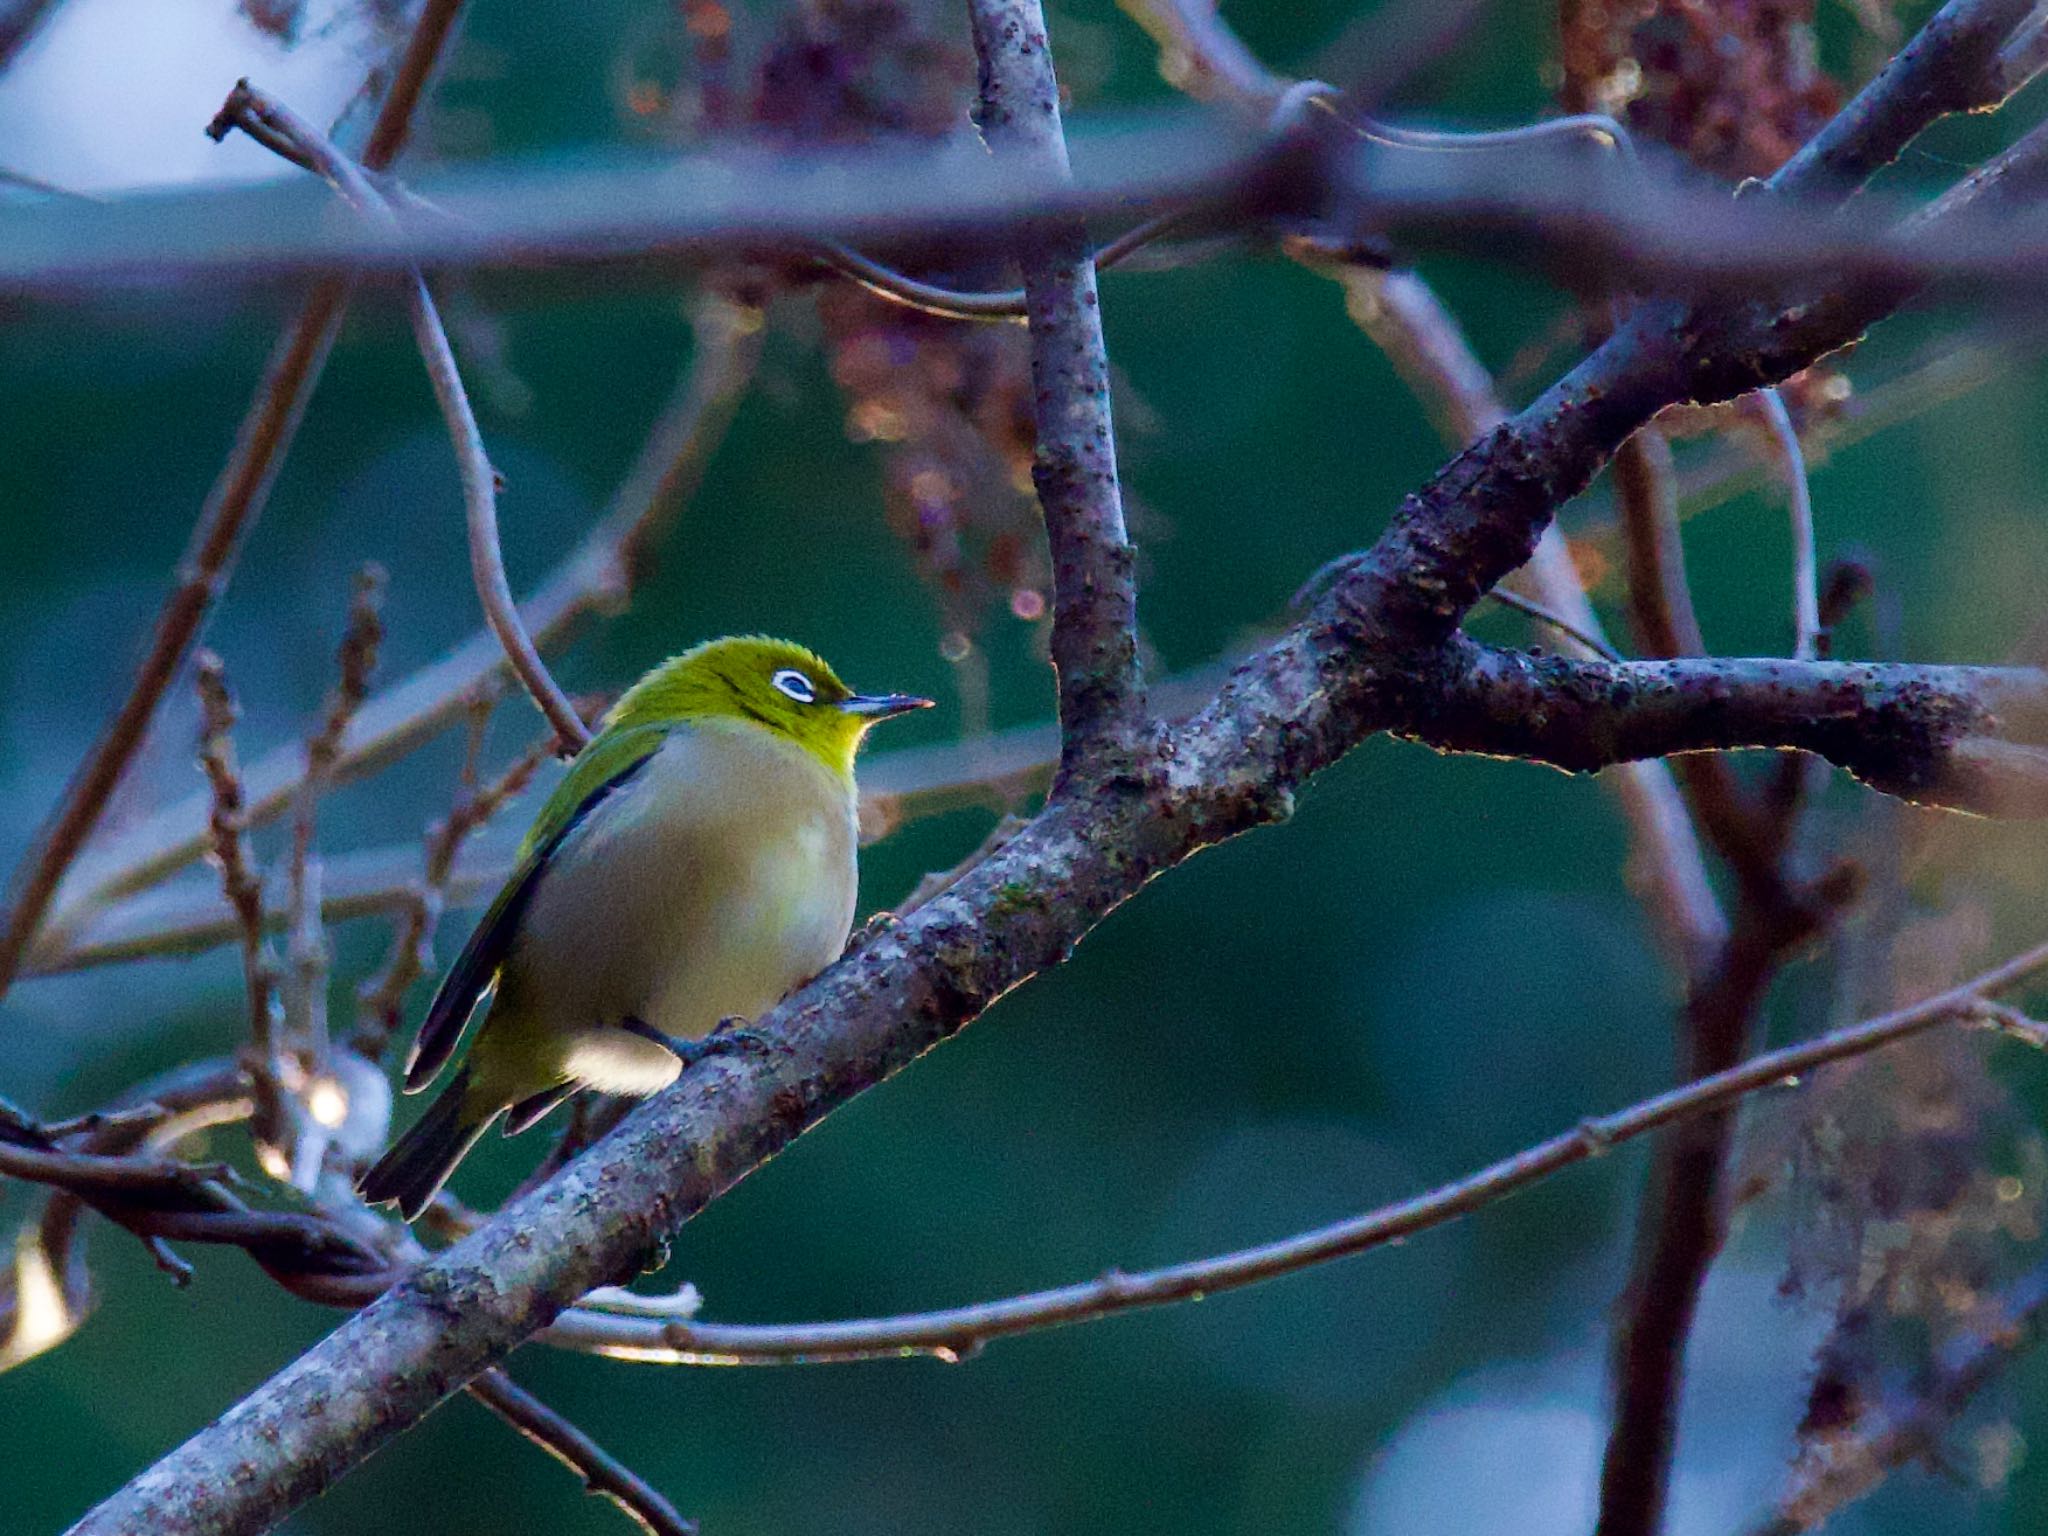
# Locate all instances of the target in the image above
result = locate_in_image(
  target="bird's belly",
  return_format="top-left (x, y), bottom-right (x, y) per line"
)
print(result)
top-left (510, 792), bottom-right (855, 1049)
top-left (640, 824), bottom-right (853, 1037)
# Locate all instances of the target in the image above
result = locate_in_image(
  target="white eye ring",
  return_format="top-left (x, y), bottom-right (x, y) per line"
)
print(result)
top-left (772, 669), bottom-right (816, 703)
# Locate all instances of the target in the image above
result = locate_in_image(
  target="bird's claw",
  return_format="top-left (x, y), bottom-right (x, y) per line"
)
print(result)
top-left (670, 1019), bottom-right (788, 1068)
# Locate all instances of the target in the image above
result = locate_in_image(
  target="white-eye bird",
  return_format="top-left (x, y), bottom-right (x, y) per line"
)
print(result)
top-left (358, 636), bottom-right (931, 1219)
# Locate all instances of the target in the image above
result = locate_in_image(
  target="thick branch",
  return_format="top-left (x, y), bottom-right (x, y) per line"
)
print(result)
top-left (17, 110), bottom-right (2048, 300)
top-left (1408, 646), bottom-right (2048, 816)
top-left (1339, 263), bottom-right (1726, 968)
top-left (970, 0), bottom-right (1145, 768)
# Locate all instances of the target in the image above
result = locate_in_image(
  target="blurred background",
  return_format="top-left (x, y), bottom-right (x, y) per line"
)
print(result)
top-left (4, 0), bottom-right (2048, 1532)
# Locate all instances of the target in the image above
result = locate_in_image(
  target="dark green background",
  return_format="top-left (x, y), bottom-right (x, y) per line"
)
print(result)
top-left (4, 2), bottom-right (2048, 1532)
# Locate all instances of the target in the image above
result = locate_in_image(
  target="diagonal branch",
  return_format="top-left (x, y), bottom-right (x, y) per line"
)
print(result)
top-left (1769, 0), bottom-right (2038, 196)
top-left (968, 0), bottom-right (1146, 770)
top-left (1336, 263), bottom-right (1727, 969)
top-left (1128, 0), bottom-right (1729, 977)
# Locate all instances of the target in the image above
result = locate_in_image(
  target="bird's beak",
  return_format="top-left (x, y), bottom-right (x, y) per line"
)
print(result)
top-left (840, 692), bottom-right (935, 721)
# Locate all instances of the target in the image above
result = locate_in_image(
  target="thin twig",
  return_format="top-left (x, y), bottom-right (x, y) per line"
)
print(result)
top-left (810, 210), bottom-right (1189, 323)
top-left (1483, 588), bottom-right (1623, 662)
top-left (285, 567), bottom-right (386, 1063)
top-left (536, 938), bottom-right (2048, 1366)
top-left (212, 81), bottom-right (591, 755)
top-left (465, 1368), bottom-right (696, 1536)
top-left (193, 654), bottom-right (286, 1152)
top-left (1757, 389), bottom-right (1822, 661)
top-left (405, 271), bottom-right (589, 752)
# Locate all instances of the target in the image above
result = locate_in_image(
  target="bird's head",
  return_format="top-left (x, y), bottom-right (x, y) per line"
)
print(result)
top-left (606, 635), bottom-right (933, 779)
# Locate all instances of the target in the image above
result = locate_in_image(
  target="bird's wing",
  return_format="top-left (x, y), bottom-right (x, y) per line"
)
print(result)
top-left (402, 724), bottom-right (669, 1093)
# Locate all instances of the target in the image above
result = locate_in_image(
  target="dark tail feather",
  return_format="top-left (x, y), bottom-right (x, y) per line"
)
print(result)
top-left (358, 1069), bottom-right (494, 1221)
top-left (504, 1081), bottom-right (578, 1136)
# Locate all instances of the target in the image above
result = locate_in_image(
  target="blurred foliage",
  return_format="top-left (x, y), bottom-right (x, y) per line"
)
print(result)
top-left (2, 1), bottom-right (2048, 1533)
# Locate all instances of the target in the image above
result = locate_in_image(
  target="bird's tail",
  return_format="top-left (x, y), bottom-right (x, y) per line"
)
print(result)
top-left (357, 1069), bottom-right (496, 1222)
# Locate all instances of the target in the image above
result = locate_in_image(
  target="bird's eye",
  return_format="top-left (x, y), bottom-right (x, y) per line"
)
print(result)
top-left (772, 669), bottom-right (816, 703)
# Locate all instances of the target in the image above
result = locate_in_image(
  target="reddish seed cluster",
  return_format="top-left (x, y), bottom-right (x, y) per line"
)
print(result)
top-left (751, 0), bottom-right (971, 142)
top-left (1559, 0), bottom-right (1841, 180)
top-left (817, 283), bottom-right (1049, 643)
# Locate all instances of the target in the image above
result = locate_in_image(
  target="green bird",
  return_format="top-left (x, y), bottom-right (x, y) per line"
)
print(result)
top-left (358, 636), bottom-right (931, 1219)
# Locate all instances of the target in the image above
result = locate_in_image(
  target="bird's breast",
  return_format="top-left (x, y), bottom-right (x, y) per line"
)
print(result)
top-left (510, 721), bottom-right (858, 1043)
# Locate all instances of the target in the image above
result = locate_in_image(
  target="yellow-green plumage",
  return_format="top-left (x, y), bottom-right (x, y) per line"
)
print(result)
top-left (358, 637), bottom-right (929, 1219)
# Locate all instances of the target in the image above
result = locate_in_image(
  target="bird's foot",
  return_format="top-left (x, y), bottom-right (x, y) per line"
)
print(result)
top-left (623, 1016), bottom-right (787, 1069)
top-left (855, 909), bottom-right (903, 946)
top-left (698, 1015), bottom-right (791, 1063)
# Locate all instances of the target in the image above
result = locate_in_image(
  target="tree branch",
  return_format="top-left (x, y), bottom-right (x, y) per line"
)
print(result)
top-left (1409, 646), bottom-right (2048, 816)
top-left (1335, 262), bottom-right (1726, 969)
top-left (969, 0), bottom-right (1146, 769)
top-left (1574, 10), bottom-right (2043, 1521)
top-left (1769, 0), bottom-right (2037, 196)
top-left (20, 100), bottom-right (2048, 300)
top-left (0, 1100), bottom-right (389, 1311)
top-left (32, 643), bottom-right (2044, 983)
